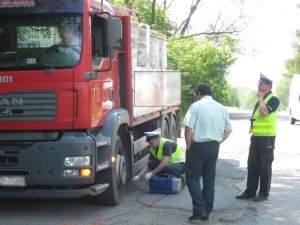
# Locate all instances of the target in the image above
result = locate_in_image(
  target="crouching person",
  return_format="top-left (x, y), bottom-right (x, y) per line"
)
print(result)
top-left (133, 132), bottom-right (185, 187)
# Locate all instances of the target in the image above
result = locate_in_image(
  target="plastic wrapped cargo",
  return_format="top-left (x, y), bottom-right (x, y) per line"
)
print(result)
top-left (131, 17), bottom-right (167, 71)
top-left (129, 16), bottom-right (180, 118)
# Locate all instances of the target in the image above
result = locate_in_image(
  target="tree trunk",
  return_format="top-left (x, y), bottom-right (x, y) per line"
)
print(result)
top-left (180, 0), bottom-right (202, 36)
top-left (163, 0), bottom-right (174, 10)
top-left (151, 0), bottom-right (156, 25)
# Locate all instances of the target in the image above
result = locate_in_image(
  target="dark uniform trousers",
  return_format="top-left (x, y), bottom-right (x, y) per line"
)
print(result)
top-left (185, 141), bottom-right (220, 215)
top-left (148, 160), bottom-right (185, 178)
top-left (246, 135), bottom-right (275, 197)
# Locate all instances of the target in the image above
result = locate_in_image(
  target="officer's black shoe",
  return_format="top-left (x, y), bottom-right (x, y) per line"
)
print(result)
top-left (188, 213), bottom-right (209, 223)
top-left (236, 191), bottom-right (256, 200)
top-left (254, 195), bottom-right (268, 202)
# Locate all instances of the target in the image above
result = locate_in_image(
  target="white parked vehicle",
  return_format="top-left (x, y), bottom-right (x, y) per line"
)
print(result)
top-left (289, 74), bottom-right (300, 124)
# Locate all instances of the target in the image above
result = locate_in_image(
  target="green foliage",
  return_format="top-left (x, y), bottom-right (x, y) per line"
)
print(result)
top-left (230, 87), bottom-right (241, 108)
top-left (168, 36), bottom-right (238, 113)
top-left (132, 0), bottom-right (175, 33)
top-left (109, 0), bottom-right (176, 33)
top-left (275, 76), bottom-right (292, 110)
top-left (285, 55), bottom-right (300, 76)
top-left (277, 30), bottom-right (300, 110)
top-left (109, 0), bottom-right (127, 7)
top-left (242, 89), bottom-right (257, 110)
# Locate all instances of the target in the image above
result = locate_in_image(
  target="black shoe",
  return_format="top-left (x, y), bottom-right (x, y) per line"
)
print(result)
top-left (181, 176), bottom-right (186, 190)
top-left (188, 213), bottom-right (209, 223)
top-left (254, 195), bottom-right (268, 202)
top-left (236, 191), bottom-right (256, 200)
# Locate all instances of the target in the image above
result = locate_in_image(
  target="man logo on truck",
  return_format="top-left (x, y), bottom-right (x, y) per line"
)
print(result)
top-left (0, 108), bottom-right (12, 116)
top-left (0, 97), bottom-right (23, 117)
top-left (0, 98), bottom-right (23, 106)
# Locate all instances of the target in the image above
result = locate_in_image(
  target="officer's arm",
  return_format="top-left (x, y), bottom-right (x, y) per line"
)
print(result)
top-left (258, 93), bottom-right (269, 116)
top-left (258, 101), bottom-right (269, 116)
top-left (151, 156), bottom-right (169, 175)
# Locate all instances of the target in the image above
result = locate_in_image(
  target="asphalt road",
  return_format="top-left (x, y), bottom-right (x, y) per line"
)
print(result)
top-left (0, 114), bottom-right (299, 225)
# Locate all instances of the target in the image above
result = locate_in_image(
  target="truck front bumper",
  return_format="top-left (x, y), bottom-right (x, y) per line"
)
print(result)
top-left (0, 131), bottom-right (100, 192)
top-left (0, 183), bottom-right (109, 199)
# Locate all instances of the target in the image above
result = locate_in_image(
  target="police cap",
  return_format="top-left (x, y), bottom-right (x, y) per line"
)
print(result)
top-left (145, 131), bottom-right (161, 142)
top-left (258, 73), bottom-right (273, 85)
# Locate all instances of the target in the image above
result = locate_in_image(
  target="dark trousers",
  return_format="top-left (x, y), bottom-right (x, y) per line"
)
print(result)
top-left (246, 136), bottom-right (275, 197)
top-left (148, 160), bottom-right (185, 178)
top-left (185, 141), bottom-right (220, 215)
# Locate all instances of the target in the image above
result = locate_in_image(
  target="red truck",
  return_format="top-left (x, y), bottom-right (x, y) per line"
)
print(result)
top-left (0, 0), bottom-right (181, 205)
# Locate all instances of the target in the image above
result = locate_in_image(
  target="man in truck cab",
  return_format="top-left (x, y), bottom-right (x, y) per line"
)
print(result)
top-left (133, 132), bottom-right (185, 186)
top-left (48, 22), bottom-right (81, 62)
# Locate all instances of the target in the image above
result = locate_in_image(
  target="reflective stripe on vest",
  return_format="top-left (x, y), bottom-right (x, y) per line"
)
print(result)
top-left (249, 93), bottom-right (278, 136)
top-left (149, 138), bottom-right (185, 163)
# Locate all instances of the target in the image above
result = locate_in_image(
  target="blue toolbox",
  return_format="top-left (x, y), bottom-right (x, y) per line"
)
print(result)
top-left (145, 174), bottom-right (182, 193)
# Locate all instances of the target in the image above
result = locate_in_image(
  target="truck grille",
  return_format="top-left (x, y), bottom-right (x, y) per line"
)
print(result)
top-left (0, 92), bottom-right (56, 121)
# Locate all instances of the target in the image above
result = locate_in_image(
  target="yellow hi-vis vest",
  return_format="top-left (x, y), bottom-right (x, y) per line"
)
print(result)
top-left (249, 93), bottom-right (278, 136)
top-left (149, 138), bottom-right (185, 163)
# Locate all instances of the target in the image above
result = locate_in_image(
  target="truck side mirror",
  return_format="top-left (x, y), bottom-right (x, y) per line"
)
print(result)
top-left (105, 18), bottom-right (122, 51)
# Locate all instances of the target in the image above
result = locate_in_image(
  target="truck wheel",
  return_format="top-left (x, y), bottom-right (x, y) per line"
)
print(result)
top-left (161, 119), bottom-right (169, 138)
top-left (169, 116), bottom-right (177, 142)
top-left (290, 117), bottom-right (296, 125)
top-left (97, 136), bottom-right (126, 205)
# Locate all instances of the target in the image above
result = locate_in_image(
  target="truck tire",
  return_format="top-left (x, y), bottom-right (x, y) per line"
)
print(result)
top-left (169, 116), bottom-right (177, 142)
top-left (161, 119), bottom-right (169, 138)
top-left (290, 117), bottom-right (296, 125)
top-left (97, 135), bottom-right (126, 205)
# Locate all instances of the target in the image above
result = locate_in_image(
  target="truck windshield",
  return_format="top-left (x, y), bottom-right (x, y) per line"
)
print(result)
top-left (0, 15), bottom-right (82, 71)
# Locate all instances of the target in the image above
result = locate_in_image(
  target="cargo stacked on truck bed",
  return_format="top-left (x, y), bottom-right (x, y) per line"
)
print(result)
top-left (0, 0), bottom-right (181, 205)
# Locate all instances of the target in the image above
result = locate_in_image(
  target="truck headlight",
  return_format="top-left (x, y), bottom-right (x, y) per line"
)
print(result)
top-left (64, 156), bottom-right (91, 167)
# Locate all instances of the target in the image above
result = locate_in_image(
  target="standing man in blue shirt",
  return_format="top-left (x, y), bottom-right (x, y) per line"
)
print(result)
top-left (184, 83), bottom-right (232, 222)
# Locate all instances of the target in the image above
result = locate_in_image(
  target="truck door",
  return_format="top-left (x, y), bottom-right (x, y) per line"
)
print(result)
top-left (89, 15), bottom-right (114, 120)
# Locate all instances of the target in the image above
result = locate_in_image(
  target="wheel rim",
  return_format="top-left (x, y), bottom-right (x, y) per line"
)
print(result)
top-left (116, 154), bottom-right (127, 186)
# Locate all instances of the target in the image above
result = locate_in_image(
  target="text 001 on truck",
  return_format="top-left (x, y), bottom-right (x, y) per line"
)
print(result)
top-left (0, 0), bottom-right (181, 205)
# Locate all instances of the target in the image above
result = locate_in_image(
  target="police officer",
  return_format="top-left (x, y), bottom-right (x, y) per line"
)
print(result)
top-left (236, 73), bottom-right (280, 202)
top-left (133, 132), bottom-right (185, 183)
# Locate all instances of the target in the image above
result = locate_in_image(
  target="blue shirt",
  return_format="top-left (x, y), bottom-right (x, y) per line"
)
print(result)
top-left (184, 96), bottom-right (232, 143)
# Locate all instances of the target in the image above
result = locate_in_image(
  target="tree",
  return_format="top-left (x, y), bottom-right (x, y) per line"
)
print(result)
top-left (109, 0), bottom-right (175, 33)
top-left (275, 76), bottom-right (292, 110)
top-left (167, 36), bottom-right (238, 113)
top-left (162, 0), bottom-right (174, 10)
top-left (151, 0), bottom-right (157, 25)
top-left (243, 90), bottom-right (257, 110)
top-left (276, 30), bottom-right (300, 110)
top-left (231, 87), bottom-right (241, 108)
top-left (134, 0), bottom-right (176, 33)
top-left (177, 0), bottom-right (202, 36)
top-left (110, 0), bottom-right (134, 8)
